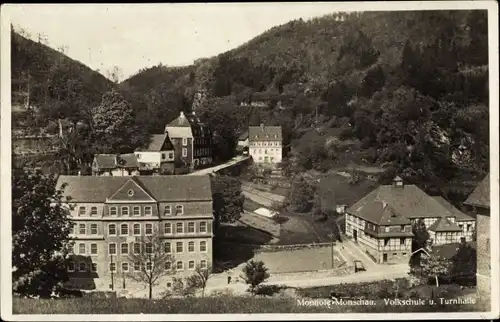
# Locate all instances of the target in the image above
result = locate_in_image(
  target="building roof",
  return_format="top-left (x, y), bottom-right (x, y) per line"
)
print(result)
top-left (348, 178), bottom-right (471, 225)
top-left (93, 154), bottom-right (139, 169)
top-left (432, 197), bottom-right (474, 222)
top-left (238, 131), bottom-right (249, 141)
top-left (352, 199), bottom-right (412, 225)
top-left (55, 175), bottom-right (213, 202)
top-left (428, 217), bottom-right (462, 232)
top-left (249, 125), bottom-right (282, 142)
top-left (164, 111), bottom-right (210, 139)
top-left (143, 134), bottom-right (174, 152)
top-left (464, 174), bottom-right (490, 209)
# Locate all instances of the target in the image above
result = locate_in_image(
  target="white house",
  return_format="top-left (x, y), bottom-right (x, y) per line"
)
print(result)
top-left (248, 124), bottom-right (282, 164)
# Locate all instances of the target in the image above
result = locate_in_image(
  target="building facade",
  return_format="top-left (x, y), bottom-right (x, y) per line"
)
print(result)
top-left (464, 174), bottom-right (490, 299)
top-left (164, 111), bottom-right (212, 170)
top-left (56, 175), bottom-right (214, 290)
top-left (248, 124), bottom-right (282, 164)
top-left (134, 134), bottom-right (175, 174)
top-left (345, 177), bottom-right (475, 264)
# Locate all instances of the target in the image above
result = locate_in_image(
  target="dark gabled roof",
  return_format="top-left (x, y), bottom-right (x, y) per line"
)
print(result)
top-left (432, 197), bottom-right (474, 222)
top-left (348, 183), bottom-right (469, 224)
top-left (249, 125), bottom-right (282, 141)
top-left (431, 242), bottom-right (476, 260)
top-left (464, 174), bottom-right (490, 209)
top-left (93, 154), bottom-right (116, 169)
top-left (166, 111), bottom-right (193, 128)
top-left (56, 175), bottom-right (213, 202)
top-left (351, 198), bottom-right (411, 225)
top-left (238, 131), bottom-right (249, 141)
top-left (144, 134), bottom-right (174, 152)
top-left (94, 153), bottom-right (139, 169)
top-left (428, 217), bottom-right (462, 232)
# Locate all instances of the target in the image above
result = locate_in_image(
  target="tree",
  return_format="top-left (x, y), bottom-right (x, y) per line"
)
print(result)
top-left (92, 89), bottom-right (146, 154)
top-left (450, 243), bottom-right (477, 285)
top-left (287, 177), bottom-right (315, 213)
top-left (410, 254), bottom-right (451, 288)
top-left (12, 169), bottom-right (73, 297)
top-left (211, 175), bottom-right (244, 230)
top-left (240, 260), bottom-right (270, 294)
top-left (126, 231), bottom-right (176, 299)
top-left (411, 219), bottom-right (430, 253)
top-left (185, 264), bottom-right (212, 297)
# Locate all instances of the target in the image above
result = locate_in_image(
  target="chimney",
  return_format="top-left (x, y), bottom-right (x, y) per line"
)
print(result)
top-left (260, 123), bottom-right (264, 129)
top-left (180, 111), bottom-right (185, 118)
top-left (393, 176), bottom-right (404, 188)
top-left (382, 201), bottom-right (387, 209)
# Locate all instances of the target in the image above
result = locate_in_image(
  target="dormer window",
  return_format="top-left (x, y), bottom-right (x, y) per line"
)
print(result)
top-left (175, 205), bottom-right (183, 215)
top-left (182, 138), bottom-right (188, 146)
top-left (393, 176), bottom-right (404, 188)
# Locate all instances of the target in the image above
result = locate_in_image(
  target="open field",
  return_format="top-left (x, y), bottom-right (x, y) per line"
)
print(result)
top-left (253, 246), bottom-right (342, 273)
top-left (315, 173), bottom-right (378, 209)
top-left (12, 296), bottom-right (481, 314)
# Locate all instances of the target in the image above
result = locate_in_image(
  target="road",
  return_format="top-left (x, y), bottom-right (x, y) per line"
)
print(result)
top-left (188, 156), bottom-right (250, 176)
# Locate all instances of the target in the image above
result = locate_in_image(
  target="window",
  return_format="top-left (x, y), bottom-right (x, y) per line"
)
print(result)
top-left (393, 253), bottom-right (397, 256)
top-left (400, 238), bottom-right (405, 245)
top-left (68, 262), bottom-right (75, 272)
top-left (164, 242), bottom-right (171, 253)
top-left (188, 222), bottom-right (195, 233)
top-left (176, 222), bottom-right (184, 234)
top-left (145, 223), bottom-right (153, 235)
top-left (72, 223), bottom-right (77, 235)
top-left (165, 261), bottom-right (172, 270)
top-left (164, 223), bottom-right (172, 234)
top-left (79, 243), bottom-right (86, 255)
top-left (162, 153), bottom-right (166, 160)
top-left (168, 152), bottom-right (174, 159)
top-left (188, 261), bottom-right (195, 270)
top-left (91, 263), bottom-right (97, 272)
top-left (145, 206), bottom-right (152, 216)
top-left (90, 223), bottom-right (98, 235)
top-left (146, 262), bottom-right (153, 271)
top-left (121, 243), bottom-right (129, 255)
top-left (200, 260), bottom-right (207, 269)
top-left (121, 206), bottom-right (129, 216)
top-left (182, 138), bottom-right (188, 146)
top-left (175, 205), bottom-right (184, 215)
top-left (182, 148), bottom-right (187, 157)
top-left (90, 243), bottom-right (98, 255)
top-left (110, 207), bottom-right (117, 216)
top-left (120, 223), bottom-right (129, 235)
top-left (467, 224), bottom-right (472, 232)
top-left (188, 241), bottom-right (195, 252)
top-left (176, 241), bottom-right (183, 253)
top-left (133, 243), bottom-right (141, 255)
top-left (384, 239), bottom-right (389, 246)
top-left (400, 225), bottom-right (405, 232)
top-left (176, 261), bottom-right (183, 270)
top-left (109, 263), bottom-right (116, 273)
top-left (200, 241), bottom-right (207, 252)
top-left (137, 154), bottom-right (141, 159)
top-left (121, 262), bottom-right (129, 273)
top-left (402, 253), bottom-right (407, 256)
top-left (90, 207), bottom-right (98, 216)
top-left (164, 205), bottom-right (171, 215)
top-left (79, 224), bottom-right (86, 235)
top-left (459, 224), bottom-right (463, 230)
top-left (133, 223), bottom-right (141, 235)
top-left (200, 222), bottom-right (207, 233)
top-left (133, 206), bottom-right (141, 216)
top-left (68, 243), bottom-right (74, 254)
top-left (145, 243), bottom-right (153, 254)
top-left (109, 243), bottom-right (117, 255)
top-left (108, 224), bottom-right (117, 235)
top-left (134, 262), bottom-right (141, 272)
top-left (79, 262), bottom-right (87, 272)
top-left (78, 207), bottom-right (86, 216)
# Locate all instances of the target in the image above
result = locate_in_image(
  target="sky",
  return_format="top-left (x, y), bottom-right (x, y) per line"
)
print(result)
top-left (6, 3), bottom-right (349, 81)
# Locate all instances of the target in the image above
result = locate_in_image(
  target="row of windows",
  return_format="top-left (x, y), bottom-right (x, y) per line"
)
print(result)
top-left (70, 240), bottom-right (209, 256)
top-left (161, 152), bottom-right (174, 160)
top-left (68, 259), bottom-right (208, 273)
top-left (77, 205), bottom-right (185, 217)
top-left (252, 148), bottom-right (280, 154)
top-left (250, 141), bottom-right (281, 147)
top-left (73, 221), bottom-right (210, 236)
top-left (194, 148), bottom-right (210, 157)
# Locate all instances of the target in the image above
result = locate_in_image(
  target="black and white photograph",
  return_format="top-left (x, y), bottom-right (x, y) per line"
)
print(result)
top-left (0, 2), bottom-right (498, 320)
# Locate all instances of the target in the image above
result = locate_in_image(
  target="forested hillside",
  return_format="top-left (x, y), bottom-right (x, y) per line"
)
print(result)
top-left (120, 10), bottom-right (489, 198)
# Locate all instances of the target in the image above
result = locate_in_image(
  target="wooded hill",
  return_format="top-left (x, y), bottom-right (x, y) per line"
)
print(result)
top-left (11, 10), bottom-right (490, 200)
top-left (120, 10), bottom-right (489, 195)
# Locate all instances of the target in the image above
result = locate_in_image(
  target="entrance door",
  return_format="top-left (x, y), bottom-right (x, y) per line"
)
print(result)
top-left (353, 229), bottom-right (358, 242)
top-left (383, 253), bottom-right (388, 263)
